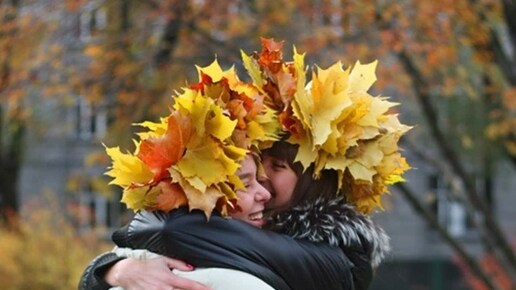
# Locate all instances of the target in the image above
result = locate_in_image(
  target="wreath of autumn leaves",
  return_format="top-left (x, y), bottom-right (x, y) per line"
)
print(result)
top-left (105, 60), bottom-right (280, 218)
top-left (243, 38), bottom-right (412, 214)
top-left (105, 38), bottom-right (412, 217)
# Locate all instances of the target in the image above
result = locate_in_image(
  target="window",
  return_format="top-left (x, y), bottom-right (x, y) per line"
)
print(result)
top-left (75, 188), bottom-right (125, 231)
top-left (429, 174), bottom-right (471, 237)
top-left (75, 95), bottom-right (107, 140)
top-left (79, 2), bottom-right (107, 41)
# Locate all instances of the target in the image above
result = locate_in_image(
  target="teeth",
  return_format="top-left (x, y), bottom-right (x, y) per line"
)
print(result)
top-left (249, 212), bottom-right (263, 221)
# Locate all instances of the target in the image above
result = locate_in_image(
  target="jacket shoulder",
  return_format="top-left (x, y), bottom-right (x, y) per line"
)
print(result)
top-left (269, 196), bottom-right (390, 268)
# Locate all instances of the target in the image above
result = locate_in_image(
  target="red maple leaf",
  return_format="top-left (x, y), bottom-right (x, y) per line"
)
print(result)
top-left (137, 112), bottom-right (192, 183)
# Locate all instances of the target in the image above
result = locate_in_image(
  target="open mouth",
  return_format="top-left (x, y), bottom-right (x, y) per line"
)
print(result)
top-left (248, 211), bottom-right (263, 221)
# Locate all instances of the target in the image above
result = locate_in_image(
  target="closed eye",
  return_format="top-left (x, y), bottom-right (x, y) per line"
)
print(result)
top-left (272, 161), bottom-right (287, 169)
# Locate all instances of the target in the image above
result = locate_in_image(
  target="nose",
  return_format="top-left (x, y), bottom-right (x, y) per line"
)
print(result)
top-left (255, 181), bottom-right (271, 202)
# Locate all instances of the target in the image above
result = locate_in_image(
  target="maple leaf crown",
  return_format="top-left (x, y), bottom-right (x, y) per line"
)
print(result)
top-left (241, 38), bottom-right (412, 214)
top-left (105, 59), bottom-right (280, 218)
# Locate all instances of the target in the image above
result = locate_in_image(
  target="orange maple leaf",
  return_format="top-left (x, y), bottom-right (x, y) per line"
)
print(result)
top-left (246, 92), bottom-right (264, 119)
top-left (263, 81), bottom-right (284, 110)
top-left (252, 38), bottom-right (297, 112)
top-left (149, 181), bottom-right (188, 212)
top-left (137, 112), bottom-right (192, 183)
top-left (258, 38), bottom-right (285, 74)
top-left (227, 99), bottom-right (248, 129)
top-left (279, 108), bottom-right (302, 136)
top-left (190, 72), bottom-right (214, 93)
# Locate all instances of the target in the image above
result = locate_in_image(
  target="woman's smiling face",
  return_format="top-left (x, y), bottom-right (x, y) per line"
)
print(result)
top-left (260, 155), bottom-right (299, 212)
top-left (231, 155), bottom-right (271, 227)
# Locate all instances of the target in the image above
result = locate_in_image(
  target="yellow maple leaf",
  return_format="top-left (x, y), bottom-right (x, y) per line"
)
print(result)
top-left (291, 48), bottom-right (312, 128)
top-left (335, 93), bottom-right (370, 125)
top-left (290, 132), bottom-right (317, 170)
top-left (227, 174), bottom-right (245, 192)
top-left (356, 97), bottom-right (396, 128)
top-left (347, 162), bottom-right (377, 182)
top-left (380, 114), bottom-right (413, 135)
top-left (105, 146), bottom-right (153, 187)
top-left (241, 50), bottom-right (265, 91)
top-left (253, 106), bottom-right (281, 146)
top-left (121, 186), bottom-right (160, 212)
top-left (169, 168), bottom-right (224, 219)
top-left (134, 117), bottom-right (169, 140)
top-left (177, 138), bottom-right (245, 186)
top-left (188, 185), bottom-right (225, 219)
top-left (348, 60), bottom-right (378, 93)
top-left (377, 153), bottom-right (411, 183)
top-left (310, 62), bottom-right (353, 146)
top-left (247, 120), bottom-right (266, 141)
top-left (195, 58), bottom-right (235, 83)
top-left (205, 105), bottom-right (237, 141)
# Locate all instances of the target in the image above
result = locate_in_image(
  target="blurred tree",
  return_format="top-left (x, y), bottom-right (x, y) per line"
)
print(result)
top-left (0, 0), bottom-right (48, 219)
top-left (372, 1), bottom-right (516, 288)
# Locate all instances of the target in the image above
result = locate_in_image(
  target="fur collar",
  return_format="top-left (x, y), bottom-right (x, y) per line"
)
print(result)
top-left (268, 196), bottom-right (390, 267)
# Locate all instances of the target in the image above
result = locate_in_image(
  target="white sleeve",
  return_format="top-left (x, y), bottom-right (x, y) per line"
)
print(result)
top-left (109, 248), bottom-right (274, 290)
top-left (174, 268), bottom-right (275, 290)
top-left (112, 247), bottom-right (162, 260)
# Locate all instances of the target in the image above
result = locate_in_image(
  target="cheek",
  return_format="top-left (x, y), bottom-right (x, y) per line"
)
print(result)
top-left (271, 174), bottom-right (297, 206)
top-left (277, 183), bottom-right (293, 202)
top-left (263, 162), bottom-right (273, 178)
top-left (235, 193), bottom-right (252, 215)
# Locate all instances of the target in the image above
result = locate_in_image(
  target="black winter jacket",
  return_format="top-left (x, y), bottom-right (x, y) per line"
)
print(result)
top-left (79, 196), bottom-right (389, 290)
top-left (267, 196), bottom-right (390, 289)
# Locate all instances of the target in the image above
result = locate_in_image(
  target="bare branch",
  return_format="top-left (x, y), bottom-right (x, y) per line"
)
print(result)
top-left (468, 0), bottom-right (516, 84)
top-left (153, 0), bottom-right (189, 66)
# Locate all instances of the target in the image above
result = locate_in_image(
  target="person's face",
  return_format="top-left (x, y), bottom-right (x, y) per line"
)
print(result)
top-left (230, 155), bottom-right (271, 227)
top-left (261, 155), bottom-right (298, 211)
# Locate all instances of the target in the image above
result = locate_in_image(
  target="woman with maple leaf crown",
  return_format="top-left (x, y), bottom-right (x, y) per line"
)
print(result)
top-left (79, 38), bottom-right (411, 290)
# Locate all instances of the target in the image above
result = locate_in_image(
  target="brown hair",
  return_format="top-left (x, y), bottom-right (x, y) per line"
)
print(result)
top-left (262, 141), bottom-right (341, 208)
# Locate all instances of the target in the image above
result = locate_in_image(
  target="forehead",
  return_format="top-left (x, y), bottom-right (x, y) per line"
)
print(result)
top-left (238, 155), bottom-right (258, 176)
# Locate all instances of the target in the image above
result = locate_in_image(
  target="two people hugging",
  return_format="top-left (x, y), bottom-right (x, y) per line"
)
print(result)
top-left (79, 38), bottom-right (411, 290)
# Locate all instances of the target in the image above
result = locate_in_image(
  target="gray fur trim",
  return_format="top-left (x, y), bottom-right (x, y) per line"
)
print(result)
top-left (269, 196), bottom-right (390, 267)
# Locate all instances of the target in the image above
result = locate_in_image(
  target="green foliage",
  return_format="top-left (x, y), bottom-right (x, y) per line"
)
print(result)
top-left (0, 200), bottom-right (111, 289)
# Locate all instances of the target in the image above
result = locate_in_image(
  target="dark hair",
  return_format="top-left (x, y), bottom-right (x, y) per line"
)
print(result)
top-left (262, 141), bottom-right (341, 208)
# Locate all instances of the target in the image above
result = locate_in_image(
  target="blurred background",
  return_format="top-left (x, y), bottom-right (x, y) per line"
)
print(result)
top-left (0, 0), bottom-right (514, 289)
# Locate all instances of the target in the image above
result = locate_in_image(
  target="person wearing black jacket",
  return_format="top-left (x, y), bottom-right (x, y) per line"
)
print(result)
top-left (111, 208), bottom-right (356, 290)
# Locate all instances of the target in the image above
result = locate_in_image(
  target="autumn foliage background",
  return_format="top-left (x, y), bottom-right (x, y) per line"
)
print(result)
top-left (0, 194), bottom-right (111, 289)
top-left (0, 0), bottom-right (514, 289)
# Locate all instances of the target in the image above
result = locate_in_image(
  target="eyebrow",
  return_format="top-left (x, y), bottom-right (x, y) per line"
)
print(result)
top-left (238, 172), bottom-right (253, 180)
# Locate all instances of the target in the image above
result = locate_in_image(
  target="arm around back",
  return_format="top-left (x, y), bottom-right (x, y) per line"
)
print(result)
top-left (114, 208), bottom-right (356, 290)
top-left (78, 252), bottom-right (125, 290)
